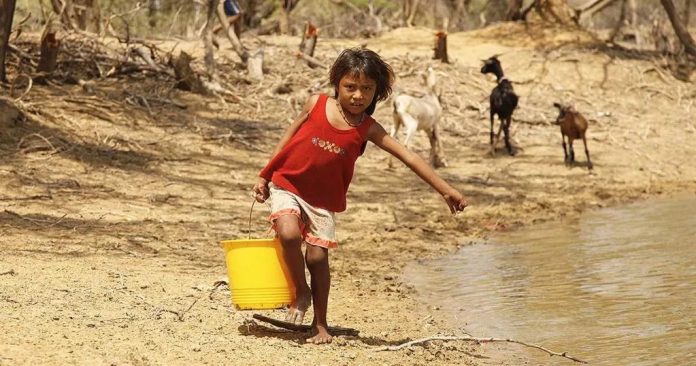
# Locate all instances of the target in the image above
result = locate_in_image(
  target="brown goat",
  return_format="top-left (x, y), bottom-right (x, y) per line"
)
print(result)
top-left (553, 103), bottom-right (593, 170)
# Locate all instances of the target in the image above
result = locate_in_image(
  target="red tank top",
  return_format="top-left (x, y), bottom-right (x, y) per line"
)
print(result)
top-left (259, 94), bottom-right (374, 212)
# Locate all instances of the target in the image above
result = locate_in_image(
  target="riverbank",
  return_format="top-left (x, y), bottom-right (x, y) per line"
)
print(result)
top-left (1, 22), bottom-right (695, 365)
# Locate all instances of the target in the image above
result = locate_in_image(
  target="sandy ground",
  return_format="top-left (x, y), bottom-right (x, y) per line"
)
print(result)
top-left (1, 23), bottom-right (696, 365)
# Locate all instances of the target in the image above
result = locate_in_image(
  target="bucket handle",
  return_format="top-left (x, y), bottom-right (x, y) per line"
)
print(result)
top-left (247, 199), bottom-right (256, 239)
top-left (247, 198), bottom-right (271, 239)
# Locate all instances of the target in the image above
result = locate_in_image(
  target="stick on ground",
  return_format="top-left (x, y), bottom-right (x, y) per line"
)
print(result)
top-left (252, 314), bottom-right (360, 336)
top-left (375, 335), bottom-right (587, 363)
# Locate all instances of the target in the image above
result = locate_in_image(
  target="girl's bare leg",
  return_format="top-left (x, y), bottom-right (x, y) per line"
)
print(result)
top-left (305, 245), bottom-right (331, 344)
top-left (274, 215), bottom-right (311, 325)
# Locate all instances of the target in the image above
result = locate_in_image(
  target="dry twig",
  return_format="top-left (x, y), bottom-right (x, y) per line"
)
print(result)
top-left (375, 335), bottom-right (587, 363)
top-left (252, 314), bottom-right (360, 336)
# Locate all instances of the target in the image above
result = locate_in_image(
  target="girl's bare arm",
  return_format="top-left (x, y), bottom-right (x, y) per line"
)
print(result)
top-left (268, 94), bottom-right (319, 158)
top-left (367, 121), bottom-right (467, 213)
top-left (253, 94), bottom-right (319, 202)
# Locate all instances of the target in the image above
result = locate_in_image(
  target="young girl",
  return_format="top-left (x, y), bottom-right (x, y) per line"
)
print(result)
top-left (252, 47), bottom-right (467, 344)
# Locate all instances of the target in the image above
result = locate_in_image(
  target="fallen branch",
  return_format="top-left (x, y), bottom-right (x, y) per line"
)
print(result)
top-left (0, 270), bottom-right (16, 276)
top-left (2, 210), bottom-right (64, 226)
top-left (156, 297), bottom-right (199, 322)
top-left (10, 74), bottom-right (33, 101)
top-left (295, 51), bottom-right (326, 69)
top-left (252, 314), bottom-right (360, 336)
top-left (7, 44), bottom-right (38, 67)
top-left (17, 133), bottom-right (58, 154)
top-left (375, 335), bottom-right (587, 363)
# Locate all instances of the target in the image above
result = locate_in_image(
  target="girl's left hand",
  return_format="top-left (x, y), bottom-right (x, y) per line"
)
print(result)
top-left (443, 191), bottom-right (468, 214)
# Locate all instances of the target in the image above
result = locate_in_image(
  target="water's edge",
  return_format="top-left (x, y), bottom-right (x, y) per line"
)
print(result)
top-left (404, 192), bottom-right (696, 366)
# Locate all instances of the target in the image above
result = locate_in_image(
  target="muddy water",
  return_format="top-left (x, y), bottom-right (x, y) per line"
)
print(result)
top-left (404, 194), bottom-right (696, 365)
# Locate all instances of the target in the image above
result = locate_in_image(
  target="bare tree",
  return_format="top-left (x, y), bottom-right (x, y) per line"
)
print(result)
top-left (203, 0), bottom-right (219, 80)
top-left (578, 0), bottom-right (619, 22)
top-left (403, 0), bottom-right (421, 27)
top-left (449, 0), bottom-right (471, 30)
top-left (505, 0), bottom-right (524, 21)
top-left (37, 21), bottom-right (62, 74)
top-left (279, 0), bottom-right (299, 35)
top-left (661, 0), bottom-right (696, 57)
top-left (684, 0), bottom-right (692, 26)
top-left (75, 0), bottom-right (101, 32)
top-left (148, 0), bottom-right (161, 28)
top-left (299, 22), bottom-right (318, 58)
top-left (608, 0), bottom-right (627, 42)
top-left (215, 1), bottom-right (248, 62)
top-left (0, 0), bottom-right (17, 82)
top-left (50, 0), bottom-right (77, 29)
top-left (504, 0), bottom-right (577, 24)
top-left (46, 0), bottom-right (100, 31)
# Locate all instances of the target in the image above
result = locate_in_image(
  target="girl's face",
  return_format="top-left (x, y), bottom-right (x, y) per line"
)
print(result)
top-left (336, 72), bottom-right (377, 116)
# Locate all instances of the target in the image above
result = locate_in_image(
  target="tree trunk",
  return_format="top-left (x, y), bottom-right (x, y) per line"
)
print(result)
top-left (433, 31), bottom-right (449, 63)
top-left (535, 0), bottom-right (578, 25)
top-left (279, 0), bottom-right (294, 35)
top-left (173, 51), bottom-right (206, 94)
top-left (50, 0), bottom-right (78, 29)
top-left (608, 0), bottom-right (627, 43)
top-left (629, 0), bottom-right (640, 46)
top-left (450, 0), bottom-right (468, 30)
top-left (579, 0), bottom-right (619, 22)
top-left (247, 48), bottom-right (263, 80)
top-left (684, 0), bottom-right (691, 27)
top-left (203, 0), bottom-right (218, 80)
top-left (37, 21), bottom-right (61, 74)
top-left (187, 1), bottom-right (202, 39)
top-left (505, 0), bottom-right (524, 21)
top-left (148, 0), bottom-right (161, 28)
top-left (0, 0), bottom-right (17, 82)
top-left (661, 0), bottom-right (696, 57)
top-left (72, 0), bottom-right (100, 32)
top-left (406, 0), bottom-right (420, 27)
top-left (299, 22), bottom-right (317, 56)
top-left (215, 1), bottom-right (248, 62)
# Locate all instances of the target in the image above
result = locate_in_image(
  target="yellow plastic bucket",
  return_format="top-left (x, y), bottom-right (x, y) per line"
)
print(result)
top-left (221, 238), bottom-right (295, 310)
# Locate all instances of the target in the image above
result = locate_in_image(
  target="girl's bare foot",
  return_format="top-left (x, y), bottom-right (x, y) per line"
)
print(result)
top-left (306, 324), bottom-right (332, 344)
top-left (285, 286), bottom-right (311, 325)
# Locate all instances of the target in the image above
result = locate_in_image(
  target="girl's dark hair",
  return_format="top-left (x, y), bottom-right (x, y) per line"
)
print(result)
top-left (329, 47), bottom-right (395, 115)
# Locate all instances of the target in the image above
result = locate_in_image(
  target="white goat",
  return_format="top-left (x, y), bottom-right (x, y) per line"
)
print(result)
top-left (390, 66), bottom-right (447, 168)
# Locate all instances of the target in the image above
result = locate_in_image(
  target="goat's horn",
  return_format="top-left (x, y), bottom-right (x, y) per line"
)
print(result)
top-left (553, 102), bottom-right (562, 109)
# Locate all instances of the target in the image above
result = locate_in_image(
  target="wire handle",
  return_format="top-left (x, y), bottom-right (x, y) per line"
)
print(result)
top-left (248, 199), bottom-right (256, 240)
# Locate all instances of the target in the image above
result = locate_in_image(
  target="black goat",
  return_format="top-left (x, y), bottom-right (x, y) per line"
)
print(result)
top-left (481, 56), bottom-right (518, 156)
top-left (553, 103), bottom-right (593, 170)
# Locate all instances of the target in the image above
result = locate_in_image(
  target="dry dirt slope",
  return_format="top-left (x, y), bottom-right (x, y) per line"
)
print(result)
top-left (1, 23), bottom-right (696, 365)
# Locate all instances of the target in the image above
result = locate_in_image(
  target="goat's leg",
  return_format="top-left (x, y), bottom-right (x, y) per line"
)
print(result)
top-left (429, 125), bottom-right (447, 168)
top-left (489, 110), bottom-right (496, 147)
top-left (434, 123), bottom-right (447, 168)
top-left (568, 138), bottom-right (576, 165)
top-left (491, 120), bottom-right (505, 156)
top-left (561, 133), bottom-right (569, 165)
top-left (388, 114), bottom-right (402, 169)
top-left (390, 113), bottom-right (401, 139)
top-left (403, 125), bottom-right (417, 149)
top-left (400, 113), bottom-right (419, 149)
top-left (582, 135), bottom-right (593, 170)
top-left (490, 116), bottom-right (503, 156)
top-left (503, 117), bottom-right (514, 156)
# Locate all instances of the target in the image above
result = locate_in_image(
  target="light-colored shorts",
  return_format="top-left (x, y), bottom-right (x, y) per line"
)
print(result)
top-left (268, 183), bottom-right (338, 249)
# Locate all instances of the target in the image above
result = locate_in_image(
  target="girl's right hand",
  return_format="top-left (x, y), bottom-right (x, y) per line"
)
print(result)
top-left (443, 189), bottom-right (468, 214)
top-left (252, 178), bottom-right (270, 203)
